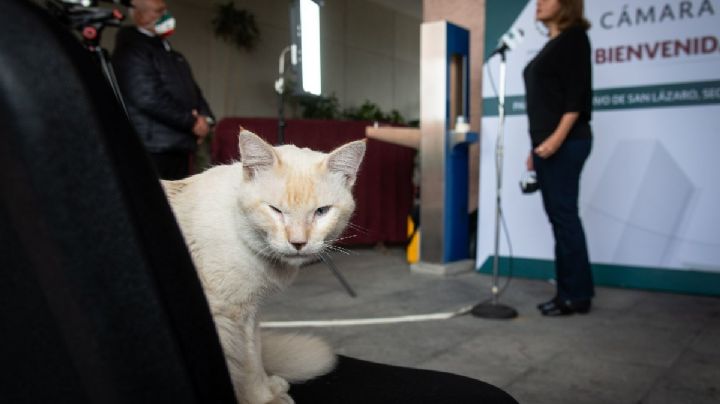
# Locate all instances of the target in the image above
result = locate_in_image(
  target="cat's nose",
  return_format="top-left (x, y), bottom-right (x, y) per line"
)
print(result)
top-left (291, 242), bottom-right (306, 251)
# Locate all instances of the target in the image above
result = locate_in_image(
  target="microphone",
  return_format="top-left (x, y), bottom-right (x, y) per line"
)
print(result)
top-left (489, 27), bottom-right (524, 57)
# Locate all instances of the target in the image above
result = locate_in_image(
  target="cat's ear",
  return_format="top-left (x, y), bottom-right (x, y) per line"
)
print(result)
top-left (238, 130), bottom-right (278, 179)
top-left (326, 140), bottom-right (366, 187)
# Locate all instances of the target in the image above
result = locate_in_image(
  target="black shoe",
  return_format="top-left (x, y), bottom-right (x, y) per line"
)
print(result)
top-left (538, 299), bottom-right (591, 316)
top-left (537, 297), bottom-right (560, 312)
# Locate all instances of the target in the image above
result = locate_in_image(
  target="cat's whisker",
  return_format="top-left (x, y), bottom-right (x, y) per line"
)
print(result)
top-left (269, 249), bottom-right (283, 264)
top-left (253, 244), bottom-right (274, 260)
top-left (344, 228), bottom-right (368, 237)
top-left (322, 247), bottom-right (347, 256)
top-left (320, 244), bottom-right (339, 255)
top-left (254, 245), bottom-right (286, 265)
top-left (322, 235), bottom-right (357, 256)
top-left (327, 243), bottom-right (352, 253)
top-left (325, 234), bottom-right (357, 244)
top-left (321, 243), bottom-right (353, 256)
top-left (327, 234), bottom-right (357, 242)
top-left (345, 222), bottom-right (370, 235)
top-left (318, 251), bottom-right (337, 263)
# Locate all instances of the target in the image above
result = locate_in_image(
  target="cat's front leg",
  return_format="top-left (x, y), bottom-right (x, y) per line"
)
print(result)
top-left (214, 312), bottom-right (284, 404)
top-left (222, 310), bottom-right (292, 403)
top-left (247, 318), bottom-right (293, 404)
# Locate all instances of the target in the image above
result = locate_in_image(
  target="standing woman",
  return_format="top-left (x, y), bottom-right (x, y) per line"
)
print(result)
top-left (524, 0), bottom-right (594, 315)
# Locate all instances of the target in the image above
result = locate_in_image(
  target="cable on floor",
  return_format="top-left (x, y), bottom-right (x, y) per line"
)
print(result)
top-left (260, 305), bottom-right (474, 328)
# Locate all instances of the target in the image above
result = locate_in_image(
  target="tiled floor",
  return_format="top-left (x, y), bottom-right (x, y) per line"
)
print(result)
top-left (263, 247), bottom-right (720, 404)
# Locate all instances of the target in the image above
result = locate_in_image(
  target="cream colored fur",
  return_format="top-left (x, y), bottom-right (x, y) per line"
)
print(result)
top-left (162, 130), bottom-right (365, 404)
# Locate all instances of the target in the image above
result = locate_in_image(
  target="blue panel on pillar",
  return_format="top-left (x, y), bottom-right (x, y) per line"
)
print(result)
top-left (443, 23), bottom-right (471, 263)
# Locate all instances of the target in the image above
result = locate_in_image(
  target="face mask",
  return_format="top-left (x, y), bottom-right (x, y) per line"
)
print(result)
top-left (154, 11), bottom-right (176, 38)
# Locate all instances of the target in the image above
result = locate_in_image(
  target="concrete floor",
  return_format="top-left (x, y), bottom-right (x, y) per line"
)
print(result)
top-left (263, 247), bottom-right (720, 404)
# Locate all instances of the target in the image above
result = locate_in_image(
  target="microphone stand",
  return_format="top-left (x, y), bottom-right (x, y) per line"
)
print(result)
top-left (471, 48), bottom-right (518, 319)
top-left (274, 45), bottom-right (294, 145)
top-left (273, 46), bottom-right (356, 297)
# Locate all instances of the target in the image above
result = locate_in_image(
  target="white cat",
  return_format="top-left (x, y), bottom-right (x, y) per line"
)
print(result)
top-left (162, 130), bottom-right (366, 404)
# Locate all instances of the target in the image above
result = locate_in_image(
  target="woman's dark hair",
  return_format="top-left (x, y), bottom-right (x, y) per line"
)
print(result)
top-left (556, 0), bottom-right (591, 31)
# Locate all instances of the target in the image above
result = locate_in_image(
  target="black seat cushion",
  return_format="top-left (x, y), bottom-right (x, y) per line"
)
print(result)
top-left (290, 355), bottom-right (518, 404)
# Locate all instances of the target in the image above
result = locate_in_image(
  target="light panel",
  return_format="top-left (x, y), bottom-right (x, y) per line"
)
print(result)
top-left (299, 0), bottom-right (321, 95)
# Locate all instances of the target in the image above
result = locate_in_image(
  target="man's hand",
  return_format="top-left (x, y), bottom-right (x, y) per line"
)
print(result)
top-left (192, 109), bottom-right (210, 143)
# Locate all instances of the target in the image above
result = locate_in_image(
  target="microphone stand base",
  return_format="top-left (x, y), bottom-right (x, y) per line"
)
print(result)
top-left (471, 302), bottom-right (518, 319)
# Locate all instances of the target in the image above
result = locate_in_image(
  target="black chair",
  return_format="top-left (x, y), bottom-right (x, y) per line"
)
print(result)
top-left (0, 1), bottom-right (516, 403)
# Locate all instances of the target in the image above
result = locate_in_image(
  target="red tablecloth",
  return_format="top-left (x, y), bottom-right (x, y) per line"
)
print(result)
top-left (211, 118), bottom-right (416, 246)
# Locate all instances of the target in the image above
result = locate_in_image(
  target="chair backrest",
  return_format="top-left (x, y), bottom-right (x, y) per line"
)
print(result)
top-left (0, 1), bottom-right (236, 403)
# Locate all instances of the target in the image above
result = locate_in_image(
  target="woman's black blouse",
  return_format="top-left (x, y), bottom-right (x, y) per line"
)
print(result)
top-left (523, 25), bottom-right (592, 146)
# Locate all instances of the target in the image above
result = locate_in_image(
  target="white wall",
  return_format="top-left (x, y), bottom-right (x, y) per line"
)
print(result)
top-left (102, 0), bottom-right (420, 122)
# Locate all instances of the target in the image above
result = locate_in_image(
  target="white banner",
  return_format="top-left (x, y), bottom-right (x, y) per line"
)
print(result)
top-left (478, 0), bottom-right (720, 272)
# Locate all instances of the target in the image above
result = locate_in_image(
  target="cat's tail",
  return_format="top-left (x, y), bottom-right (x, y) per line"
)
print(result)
top-left (261, 331), bottom-right (337, 383)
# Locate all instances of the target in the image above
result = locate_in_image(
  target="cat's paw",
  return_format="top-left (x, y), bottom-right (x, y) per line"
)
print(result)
top-left (244, 375), bottom-right (290, 404)
top-left (267, 375), bottom-right (290, 396)
top-left (268, 393), bottom-right (294, 404)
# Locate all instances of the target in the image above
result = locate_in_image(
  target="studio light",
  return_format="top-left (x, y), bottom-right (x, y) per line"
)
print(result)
top-left (276, 0), bottom-right (323, 145)
top-left (291, 0), bottom-right (322, 95)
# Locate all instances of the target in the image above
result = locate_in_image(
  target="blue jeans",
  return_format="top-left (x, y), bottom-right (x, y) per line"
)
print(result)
top-left (533, 138), bottom-right (594, 302)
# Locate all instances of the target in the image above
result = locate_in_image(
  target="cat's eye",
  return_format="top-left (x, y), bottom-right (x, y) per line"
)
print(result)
top-left (315, 206), bottom-right (331, 216)
top-left (268, 205), bottom-right (282, 214)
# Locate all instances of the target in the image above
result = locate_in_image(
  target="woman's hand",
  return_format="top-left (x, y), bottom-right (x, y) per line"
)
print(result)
top-left (535, 111), bottom-right (579, 158)
top-left (534, 133), bottom-right (564, 158)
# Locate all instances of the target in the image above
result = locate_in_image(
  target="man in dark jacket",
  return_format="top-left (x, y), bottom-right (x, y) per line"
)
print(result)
top-left (113, 0), bottom-right (214, 180)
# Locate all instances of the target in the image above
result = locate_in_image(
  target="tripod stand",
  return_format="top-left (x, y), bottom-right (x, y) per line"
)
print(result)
top-left (47, 1), bottom-right (128, 116)
top-left (89, 40), bottom-right (128, 118)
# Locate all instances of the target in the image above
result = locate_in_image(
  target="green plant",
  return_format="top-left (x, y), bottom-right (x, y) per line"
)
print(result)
top-left (342, 100), bottom-right (384, 121)
top-left (296, 93), bottom-right (341, 119)
top-left (212, 2), bottom-right (260, 51)
top-left (288, 94), bottom-right (407, 124)
top-left (342, 100), bottom-right (405, 124)
top-left (387, 109), bottom-right (406, 125)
